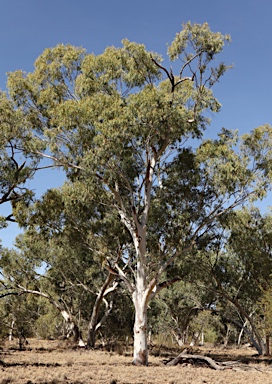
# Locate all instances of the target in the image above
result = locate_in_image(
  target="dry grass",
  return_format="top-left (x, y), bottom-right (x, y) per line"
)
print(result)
top-left (0, 339), bottom-right (272, 384)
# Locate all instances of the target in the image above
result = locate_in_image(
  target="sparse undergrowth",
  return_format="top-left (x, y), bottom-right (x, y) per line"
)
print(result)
top-left (1, 339), bottom-right (272, 384)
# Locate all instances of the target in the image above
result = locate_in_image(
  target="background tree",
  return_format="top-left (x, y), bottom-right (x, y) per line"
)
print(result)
top-left (8, 179), bottom-right (132, 347)
top-left (148, 280), bottom-right (217, 347)
top-left (0, 246), bottom-right (47, 346)
top-left (191, 207), bottom-right (272, 355)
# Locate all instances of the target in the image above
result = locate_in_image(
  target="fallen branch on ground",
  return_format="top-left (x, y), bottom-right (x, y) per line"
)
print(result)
top-left (166, 349), bottom-right (226, 370)
top-left (165, 349), bottom-right (265, 371)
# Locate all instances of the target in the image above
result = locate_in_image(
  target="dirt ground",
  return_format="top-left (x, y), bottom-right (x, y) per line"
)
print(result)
top-left (1, 339), bottom-right (272, 384)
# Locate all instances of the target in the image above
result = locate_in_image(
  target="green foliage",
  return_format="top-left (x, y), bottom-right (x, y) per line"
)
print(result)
top-left (0, 293), bottom-right (41, 339)
top-left (1, 178), bottom-right (129, 344)
top-left (258, 284), bottom-right (272, 337)
top-left (168, 22), bottom-right (231, 61)
top-left (0, 89), bottom-right (41, 228)
top-left (34, 305), bottom-right (62, 339)
top-left (100, 291), bottom-right (134, 342)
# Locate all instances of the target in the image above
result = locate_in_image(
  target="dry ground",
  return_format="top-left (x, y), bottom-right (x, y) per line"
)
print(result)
top-left (0, 339), bottom-right (272, 384)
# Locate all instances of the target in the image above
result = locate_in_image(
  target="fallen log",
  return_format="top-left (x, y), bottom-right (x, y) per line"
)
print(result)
top-left (166, 350), bottom-right (225, 370)
top-left (165, 349), bottom-right (189, 366)
top-left (165, 350), bottom-right (267, 372)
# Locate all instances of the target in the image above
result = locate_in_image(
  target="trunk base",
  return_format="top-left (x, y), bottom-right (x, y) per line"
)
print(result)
top-left (132, 349), bottom-right (148, 366)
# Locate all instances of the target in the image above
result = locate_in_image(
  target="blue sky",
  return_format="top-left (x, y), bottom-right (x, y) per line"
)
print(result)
top-left (1, 0), bottom-right (272, 246)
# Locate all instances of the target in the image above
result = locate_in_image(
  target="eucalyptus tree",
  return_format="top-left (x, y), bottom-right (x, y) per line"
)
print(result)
top-left (149, 280), bottom-right (217, 347)
top-left (193, 207), bottom-right (272, 355)
top-left (5, 22), bottom-right (272, 365)
top-left (0, 287), bottom-right (42, 345)
top-left (9, 180), bottom-right (129, 346)
top-left (0, 232), bottom-right (117, 345)
top-left (0, 245), bottom-right (48, 344)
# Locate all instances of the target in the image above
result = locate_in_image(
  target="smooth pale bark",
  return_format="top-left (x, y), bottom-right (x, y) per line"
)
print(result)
top-left (114, 253), bottom-right (151, 365)
top-left (171, 329), bottom-right (185, 347)
top-left (223, 324), bottom-right (231, 348)
top-left (118, 218), bottom-right (187, 364)
top-left (87, 273), bottom-right (117, 348)
top-left (131, 219), bottom-right (150, 365)
top-left (232, 302), bottom-right (265, 355)
top-left (60, 310), bottom-right (84, 345)
top-left (237, 319), bottom-right (248, 346)
top-left (132, 290), bottom-right (148, 365)
top-left (219, 289), bottom-right (266, 355)
top-left (190, 332), bottom-right (200, 346)
top-left (9, 319), bottom-right (15, 341)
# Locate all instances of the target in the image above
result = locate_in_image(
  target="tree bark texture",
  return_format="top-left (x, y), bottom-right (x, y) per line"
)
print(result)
top-left (87, 273), bottom-right (116, 348)
top-left (132, 295), bottom-right (148, 365)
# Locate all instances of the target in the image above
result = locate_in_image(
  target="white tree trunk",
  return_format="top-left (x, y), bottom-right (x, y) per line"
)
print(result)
top-left (87, 273), bottom-right (116, 348)
top-left (201, 331), bottom-right (204, 346)
top-left (116, 154), bottom-right (157, 365)
top-left (9, 319), bottom-right (15, 341)
top-left (171, 329), bottom-right (185, 347)
top-left (132, 232), bottom-right (149, 365)
top-left (132, 293), bottom-right (148, 365)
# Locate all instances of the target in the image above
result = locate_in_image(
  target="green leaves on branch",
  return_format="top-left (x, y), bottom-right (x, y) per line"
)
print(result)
top-left (168, 22), bottom-right (232, 88)
top-left (168, 22), bottom-right (231, 60)
top-left (196, 126), bottom-right (272, 200)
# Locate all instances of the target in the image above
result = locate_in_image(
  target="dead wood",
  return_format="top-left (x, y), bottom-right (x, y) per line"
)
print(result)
top-left (165, 350), bottom-right (266, 372)
top-left (166, 351), bottom-right (226, 370)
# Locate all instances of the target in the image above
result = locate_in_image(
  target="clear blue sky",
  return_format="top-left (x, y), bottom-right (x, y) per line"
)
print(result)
top-left (1, 0), bottom-right (272, 247)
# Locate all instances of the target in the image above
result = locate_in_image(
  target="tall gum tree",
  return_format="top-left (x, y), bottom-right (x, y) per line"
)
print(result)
top-left (6, 23), bottom-right (272, 365)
